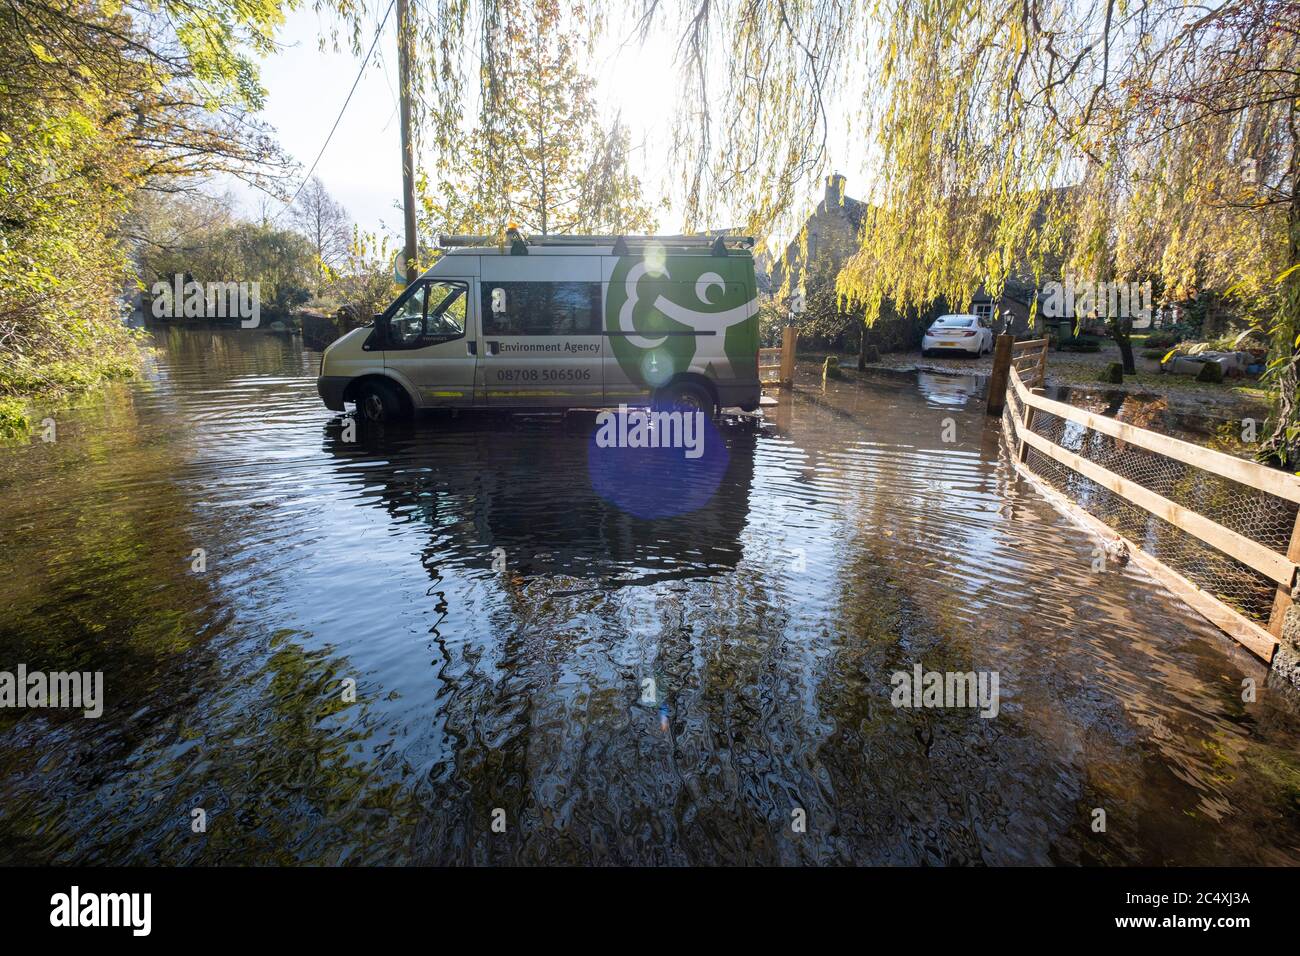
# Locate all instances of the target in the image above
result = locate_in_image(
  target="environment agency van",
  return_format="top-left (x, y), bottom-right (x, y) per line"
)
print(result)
top-left (316, 233), bottom-right (763, 422)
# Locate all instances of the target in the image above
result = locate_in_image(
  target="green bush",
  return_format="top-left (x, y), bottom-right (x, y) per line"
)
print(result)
top-left (321, 231), bottom-right (402, 329)
top-left (1143, 330), bottom-right (1182, 349)
top-left (2, 0), bottom-right (287, 400)
top-left (0, 398), bottom-right (31, 441)
top-left (140, 221), bottom-right (316, 324)
top-left (1057, 335), bottom-right (1103, 352)
top-left (0, 102), bottom-right (146, 398)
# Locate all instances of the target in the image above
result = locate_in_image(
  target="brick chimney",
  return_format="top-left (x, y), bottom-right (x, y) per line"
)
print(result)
top-left (825, 172), bottom-right (846, 208)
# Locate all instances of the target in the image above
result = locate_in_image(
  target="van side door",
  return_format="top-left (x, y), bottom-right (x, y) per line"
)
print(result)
top-left (479, 256), bottom-right (603, 408)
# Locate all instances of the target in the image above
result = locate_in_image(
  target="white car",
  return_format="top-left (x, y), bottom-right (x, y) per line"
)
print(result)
top-left (921, 314), bottom-right (994, 357)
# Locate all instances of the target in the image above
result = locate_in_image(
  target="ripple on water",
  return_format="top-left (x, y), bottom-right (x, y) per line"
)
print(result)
top-left (0, 326), bottom-right (1298, 865)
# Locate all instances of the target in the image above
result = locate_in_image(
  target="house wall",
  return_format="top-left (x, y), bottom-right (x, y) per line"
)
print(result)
top-left (769, 173), bottom-right (861, 297)
top-left (771, 174), bottom-right (924, 354)
top-left (969, 295), bottom-right (1035, 336)
top-left (773, 182), bottom-right (1074, 351)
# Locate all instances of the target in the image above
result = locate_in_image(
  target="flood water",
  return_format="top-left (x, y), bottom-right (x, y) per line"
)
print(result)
top-left (2, 325), bottom-right (1299, 865)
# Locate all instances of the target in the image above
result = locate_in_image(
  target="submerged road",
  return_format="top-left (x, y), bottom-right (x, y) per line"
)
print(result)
top-left (1, 325), bottom-right (1297, 864)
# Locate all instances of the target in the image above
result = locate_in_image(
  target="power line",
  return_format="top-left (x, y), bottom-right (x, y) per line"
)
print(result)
top-left (276, 0), bottom-right (396, 219)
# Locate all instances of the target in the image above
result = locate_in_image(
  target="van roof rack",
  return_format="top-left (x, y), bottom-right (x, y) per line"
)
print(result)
top-left (437, 233), bottom-right (755, 256)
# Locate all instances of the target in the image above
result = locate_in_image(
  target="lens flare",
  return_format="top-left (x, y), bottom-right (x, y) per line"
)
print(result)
top-left (643, 242), bottom-right (667, 277)
top-left (587, 414), bottom-right (729, 519)
top-left (640, 350), bottom-right (673, 387)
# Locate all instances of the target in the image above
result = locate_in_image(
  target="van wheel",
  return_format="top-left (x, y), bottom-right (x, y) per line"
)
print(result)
top-left (356, 380), bottom-right (409, 423)
top-left (655, 380), bottom-right (716, 418)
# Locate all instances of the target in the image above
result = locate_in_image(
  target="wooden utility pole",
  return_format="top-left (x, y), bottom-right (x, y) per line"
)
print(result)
top-left (396, 0), bottom-right (418, 285)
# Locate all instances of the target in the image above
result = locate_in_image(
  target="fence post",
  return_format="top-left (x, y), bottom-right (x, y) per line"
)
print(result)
top-left (780, 326), bottom-right (797, 388)
top-left (986, 334), bottom-right (1014, 416)
top-left (1268, 510), bottom-right (1300, 637)
top-left (1017, 403), bottom-right (1036, 462)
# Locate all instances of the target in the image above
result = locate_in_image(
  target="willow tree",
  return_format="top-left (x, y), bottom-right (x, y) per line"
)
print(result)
top-left (829, 0), bottom-right (1299, 467)
top-left (319, 0), bottom-right (850, 234)
top-left (325, 0), bottom-right (1297, 463)
top-left (658, 0), bottom-right (1300, 467)
top-left (415, 0), bottom-right (657, 239)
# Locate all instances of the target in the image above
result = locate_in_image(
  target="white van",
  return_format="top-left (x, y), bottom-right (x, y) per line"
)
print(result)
top-left (317, 234), bottom-right (763, 422)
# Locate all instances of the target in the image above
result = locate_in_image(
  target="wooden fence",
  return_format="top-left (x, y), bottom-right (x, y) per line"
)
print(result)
top-left (1011, 337), bottom-right (1049, 388)
top-left (760, 327), bottom-right (798, 388)
top-left (993, 338), bottom-right (1300, 663)
top-left (758, 347), bottom-right (783, 384)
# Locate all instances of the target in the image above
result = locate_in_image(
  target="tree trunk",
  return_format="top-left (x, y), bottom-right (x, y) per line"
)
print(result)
top-left (1110, 319), bottom-right (1135, 374)
top-left (857, 321), bottom-right (880, 368)
top-left (534, 16), bottom-right (548, 236)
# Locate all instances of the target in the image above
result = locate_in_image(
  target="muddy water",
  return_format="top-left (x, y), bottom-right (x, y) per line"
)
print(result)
top-left (1, 326), bottom-right (1298, 865)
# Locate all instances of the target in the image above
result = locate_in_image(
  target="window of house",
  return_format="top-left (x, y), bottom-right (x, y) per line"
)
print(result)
top-left (481, 282), bottom-right (602, 336)
top-left (972, 302), bottom-right (995, 324)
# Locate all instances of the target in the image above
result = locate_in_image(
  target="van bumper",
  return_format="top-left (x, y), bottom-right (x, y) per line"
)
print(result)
top-left (717, 381), bottom-right (761, 412)
top-left (317, 376), bottom-right (350, 411)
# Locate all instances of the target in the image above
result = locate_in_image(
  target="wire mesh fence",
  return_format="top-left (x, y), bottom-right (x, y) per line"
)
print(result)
top-left (1003, 367), bottom-right (1300, 646)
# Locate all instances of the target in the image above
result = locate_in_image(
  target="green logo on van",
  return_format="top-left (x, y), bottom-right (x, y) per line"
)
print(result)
top-left (604, 255), bottom-right (758, 387)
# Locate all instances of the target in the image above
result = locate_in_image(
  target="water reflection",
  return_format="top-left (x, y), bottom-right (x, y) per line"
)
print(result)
top-left (915, 369), bottom-right (986, 407)
top-left (320, 416), bottom-right (757, 589)
top-left (0, 327), bottom-right (1297, 865)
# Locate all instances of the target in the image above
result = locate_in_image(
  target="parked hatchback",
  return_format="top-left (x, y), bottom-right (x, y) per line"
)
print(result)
top-left (921, 314), bottom-right (993, 357)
